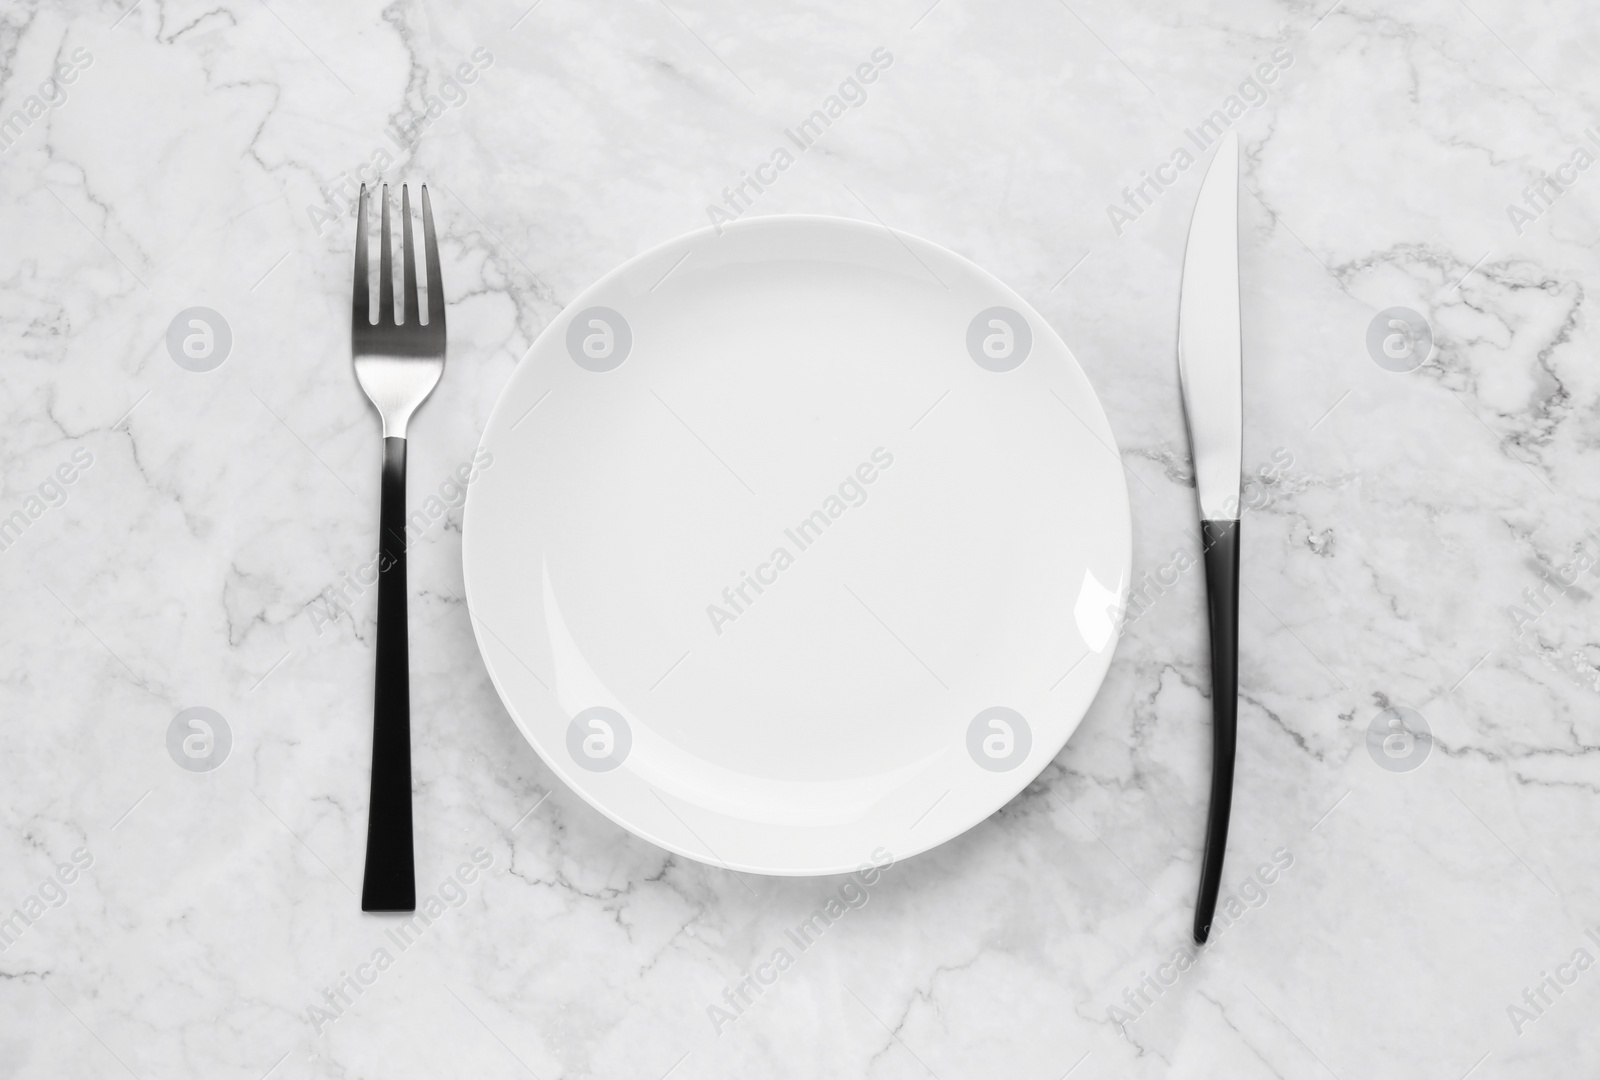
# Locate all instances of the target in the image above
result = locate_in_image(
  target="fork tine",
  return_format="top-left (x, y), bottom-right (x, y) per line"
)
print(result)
top-left (353, 184), bottom-right (369, 327)
top-left (378, 184), bottom-right (395, 326)
top-left (400, 185), bottom-right (419, 327)
top-left (420, 185), bottom-right (445, 329)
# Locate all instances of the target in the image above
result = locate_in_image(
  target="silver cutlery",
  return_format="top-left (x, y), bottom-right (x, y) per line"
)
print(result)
top-left (1176, 131), bottom-right (1242, 944)
top-left (352, 183), bottom-right (446, 912)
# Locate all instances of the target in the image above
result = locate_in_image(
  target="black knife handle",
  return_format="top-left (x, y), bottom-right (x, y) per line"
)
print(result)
top-left (362, 436), bottom-right (417, 912)
top-left (1193, 518), bottom-right (1239, 944)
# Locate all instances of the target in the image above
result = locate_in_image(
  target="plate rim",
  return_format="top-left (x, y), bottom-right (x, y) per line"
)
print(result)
top-left (463, 211), bottom-right (1131, 875)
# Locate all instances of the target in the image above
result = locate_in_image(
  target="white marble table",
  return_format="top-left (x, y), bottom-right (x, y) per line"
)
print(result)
top-left (3, 1), bottom-right (1598, 1076)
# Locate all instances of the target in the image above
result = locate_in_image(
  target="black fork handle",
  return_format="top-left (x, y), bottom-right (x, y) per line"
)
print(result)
top-left (362, 436), bottom-right (416, 911)
top-left (1193, 518), bottom-right (1239, 944)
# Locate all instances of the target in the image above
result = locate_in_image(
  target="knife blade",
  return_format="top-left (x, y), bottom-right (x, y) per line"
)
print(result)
top-left (1177, 130), bottom-right (1242, 945)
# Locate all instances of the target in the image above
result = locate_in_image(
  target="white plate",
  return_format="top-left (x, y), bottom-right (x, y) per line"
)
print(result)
top-left (463, 215), bottom-right (1130, 875)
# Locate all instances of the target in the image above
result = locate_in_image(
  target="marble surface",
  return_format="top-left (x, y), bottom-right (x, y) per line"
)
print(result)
top-left (2, 0), bottom-right (1600, 1076)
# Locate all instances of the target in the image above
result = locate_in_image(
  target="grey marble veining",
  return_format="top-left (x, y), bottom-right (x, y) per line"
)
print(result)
top-left (1, 0), bottom-right (1599, 1076)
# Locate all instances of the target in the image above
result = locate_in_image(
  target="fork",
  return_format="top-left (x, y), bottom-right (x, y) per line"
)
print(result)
top-left (352, 183), bottom-right (445, 912)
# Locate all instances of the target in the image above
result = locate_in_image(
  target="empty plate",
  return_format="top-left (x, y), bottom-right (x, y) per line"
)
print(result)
top-left (463, 214), bottom-right (1130, 875)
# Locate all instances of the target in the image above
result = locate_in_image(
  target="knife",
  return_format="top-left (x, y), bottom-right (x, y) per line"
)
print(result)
top-left (1177, 130), bottom-right (1242, 945)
